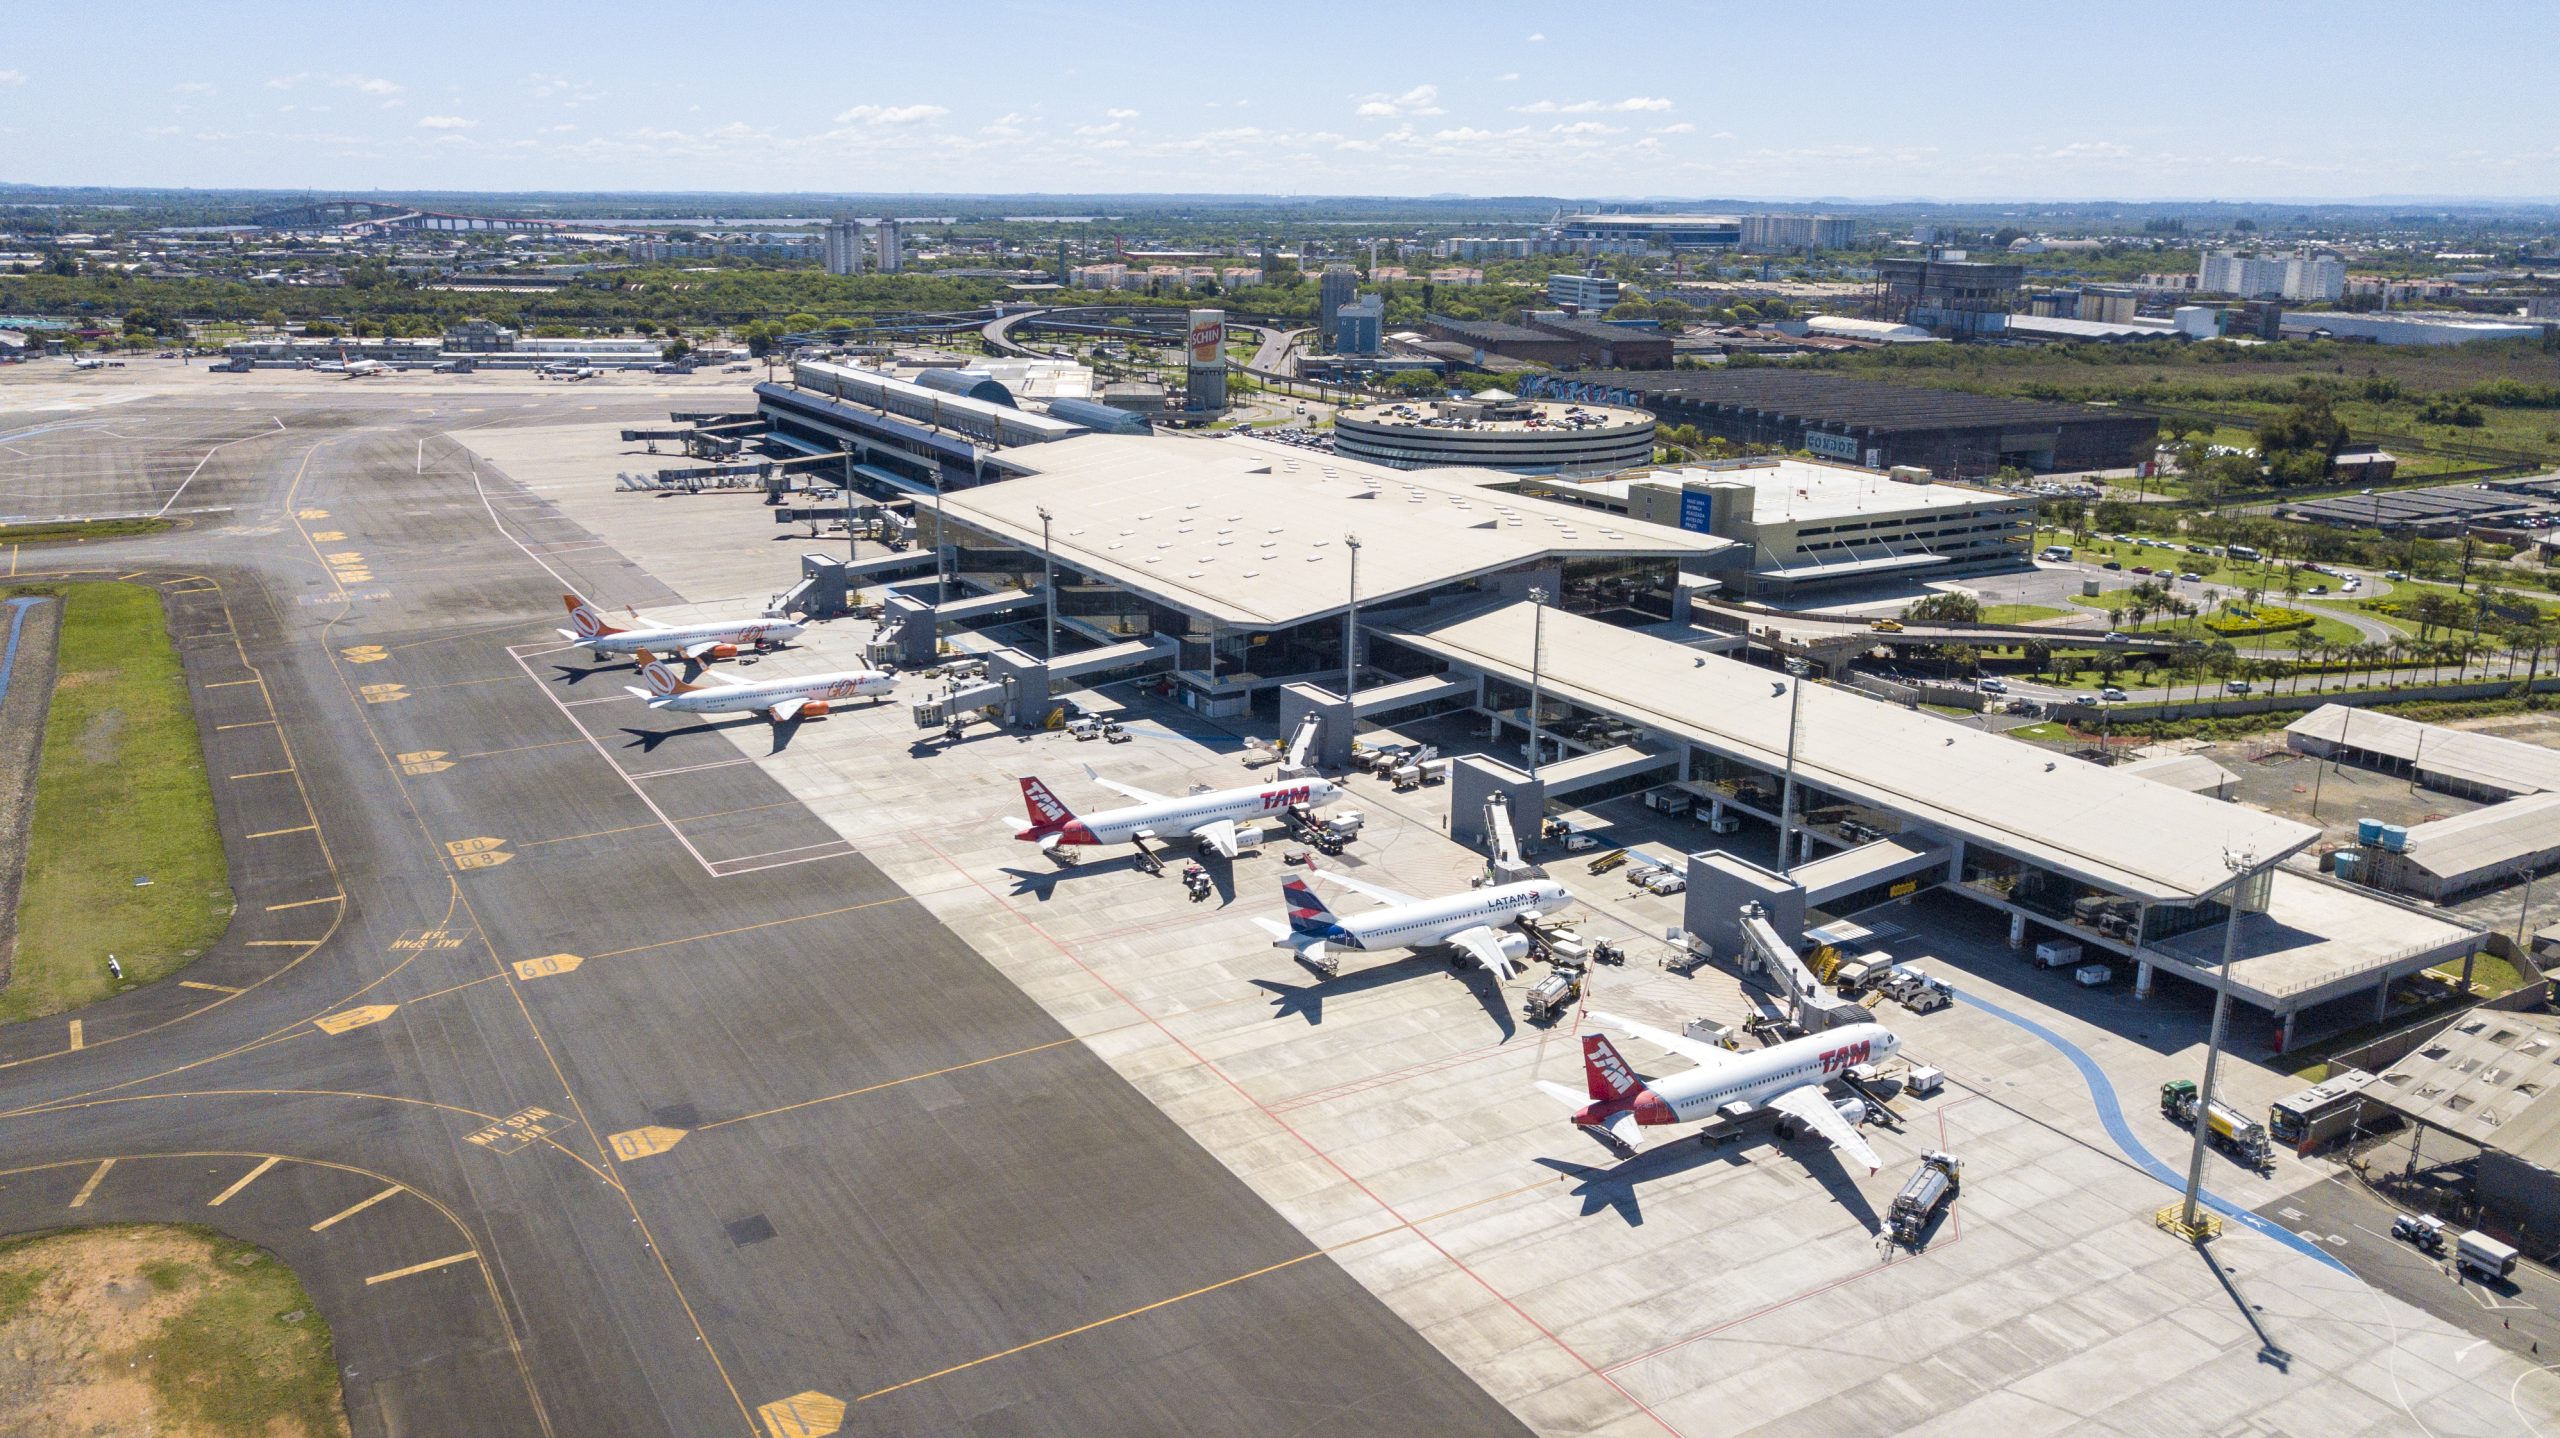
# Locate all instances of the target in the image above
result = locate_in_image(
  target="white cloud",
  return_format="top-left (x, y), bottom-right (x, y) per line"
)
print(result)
top-left (1433, 127), bottom-right (1496, 142)
top-left (835, 103), bottom-right (948, 125)
top-left (1526, 31), bottom-right (1545, 41)
top-left (1552, 121), bottom-right (1625, 136)
top-left (525, 71), bottom-right (604, 105)
top-left (0, 70), bottom-right (23, 86)
top-left (1354, 83), bottom-right (1443, 119)
top-left (417, 114), bottom-right (477, 129)
top-left (1512, 96), bottom-right (1672, 114)
top-left (1073, 122), bottom-right (1123, 136)
top-left (145, 124), bottom-right (180, 136)
top-left (172, 80), bottom-right (217, 97)
top-left (1654, 122), bottom-right (1695, 135)
top-left (1495, 72), bottom-right (1520, 82)
top-left (333, 73), bottom-right (402, 97)
top-left (264, 72), bottom-right (308, 90)
top-left (1106, 107), bottom-right (1139, 119)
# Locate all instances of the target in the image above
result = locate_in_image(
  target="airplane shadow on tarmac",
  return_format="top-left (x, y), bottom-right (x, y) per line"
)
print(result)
top-left (549, 659), bottom-right (631, 686)
top-left (617, 715), bottom-right (804, 756)
top-left (1252, 953), bottom-right (1517, 1040)
top-left (1534, 1126), bottom-right (1884, 1233)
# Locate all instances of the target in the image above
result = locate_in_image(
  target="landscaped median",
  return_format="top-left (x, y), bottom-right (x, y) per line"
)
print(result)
top-left (2, 581), bottom-right (231, 1022)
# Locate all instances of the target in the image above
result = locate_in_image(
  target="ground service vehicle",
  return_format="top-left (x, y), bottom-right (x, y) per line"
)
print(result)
top-left (1523, 966), bottom-right (1586, 1024)
top-left (2033, 940), bottom-right (2084, 970)
top-left (2458, 1229), bottom-right (2519, 1280)
top-left (2391, 1213), bottom-right (2447, 1254)
top-left (1889, 1152), bottom-right (1962, 1245)
top-left (2161, 1079), bottom-right (2274, 1170)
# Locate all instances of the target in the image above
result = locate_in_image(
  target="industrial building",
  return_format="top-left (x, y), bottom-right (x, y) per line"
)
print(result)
top-left (2287, 706), bottom-right (2560, 802)
top-left (1518, 311), bottom-right (1673, 368)
top-left (1421, 315), bottom-right (1589, 368)
top-left (1553, 214), bottom-right (1742, 250)
top-left (2278, 311), bottom-right (2548, 347)
top-left (1525, 457), bottom-right (2036, 596)
top-left (1520, 370), bottom-right (2158, 477)
top-left (2282, 480), bottom-right (2551, 536)
top-left (1330, 392), bottom-right (1656, 475)
top-left (2349, 793), bottom-right (2560, 902)
top-left (2198, 249), bottom-right (2346, 302)
top-left (2364, 1010), bottom-right (2560, 1241)
top-left (1874, 258), bottom-right (2024, 338)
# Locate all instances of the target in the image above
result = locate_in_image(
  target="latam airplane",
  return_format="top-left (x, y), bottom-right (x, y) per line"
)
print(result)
top-left (1540, 1014), bottom-right (1901, 1173)
top-left (342, 359), bottom-right (390, 379)
top-left (1015, 768), bottom-right (1342, 860)
top-left (1254, 872), bottom-right (1569, 981)
top-left (623, 648), bottom-right (892, 723)
top-left (557, 593), bottom-right (805, 664)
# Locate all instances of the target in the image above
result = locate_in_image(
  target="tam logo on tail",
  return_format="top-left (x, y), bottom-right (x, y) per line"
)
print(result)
top-left (1019, 777), bottom-right (1073, 831)
top-left (1583, 1034), bottom-right (1641, 1102)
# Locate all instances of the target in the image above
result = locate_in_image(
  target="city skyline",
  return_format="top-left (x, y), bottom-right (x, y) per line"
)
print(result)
top-left (3, 0), bottom-right (2556, 201)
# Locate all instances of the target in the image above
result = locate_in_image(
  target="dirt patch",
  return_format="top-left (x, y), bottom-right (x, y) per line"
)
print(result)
top-left (0, 1225), bottom-right (348, 1438)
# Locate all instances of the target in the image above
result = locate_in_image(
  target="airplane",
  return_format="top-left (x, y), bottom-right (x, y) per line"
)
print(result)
top-left (1253, 871), bottom-right (1569, 981)
top-left (1014, 768), bottom-right (1340, 861)
top-left (70, 355), bottom-right (108, 371)
top-left (622, 647), bottom-right (892, 723)
top-left (1539, 1014), bottom-right (1901, 1174)
top-left (342, 359), bottom-right (390, 379)
top-left (312, 360), bottom-right (347, 374)
top-left (556, 592), bottom-right (804, 664)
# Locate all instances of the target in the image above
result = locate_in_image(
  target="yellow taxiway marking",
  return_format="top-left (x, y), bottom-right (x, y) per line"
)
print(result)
top-left (310, 1184), bottom-right (403, 1233)
top-left (214, 719), bottom-right (279, 732)
top-left (358, 683), bottom-right (408, 704)
top-left (446, 836), bottom-right (514, 871)
top-left (396, 749), bottom-right (454, 775)
top-left (68, 1158), bottom-right (114, 1208)
top-left (204, 677), bottom-right (265, 689)
top-left (511, 953), bottom-right (582, 981)
top-left (245, 825), bottom-right (316, 839)
top-left (856, 1252), bottom-right (1326, 1405)
top-left (66, 1020), bottom-right (82, 1051)
top-left (607, 1126), bottom-right (687, 1161)
top-left (245, 939), bottom-right (324, 948)
top-left (178, 979), bottom-right (242, 994)
top-left (312, 1004), bottom-right (397, 1035)
top-left (228, 767), bottom-right (294, 780)
top-left (341, 644), bottom-right (389, 664)
top-left (757, 1391), bottom-right (847, 1438)
top-left (587, 894), bottom-right (913, 963)
top-left (206, 1156), bottom-right (281, 1207)
top-left (698, 1038), bottom-right (1079, 1134)
top-left (265, 895), bottom-right (344, 911)
top-left (364, 1250), bottom-right (477, 1286)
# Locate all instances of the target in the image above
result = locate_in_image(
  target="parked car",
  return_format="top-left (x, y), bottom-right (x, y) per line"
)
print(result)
top-left (2226, 680), bottom-right (2252, 695)
top-left (2131, 565), bottom-right (2153, 575)
top-left (2101, 560), bottom-right (2123, 571)
top-left (2177, 571), bottom-right (2202, 582)
top-left (2307, 584), bottom-right (2328, 596)
top-left (2099, 685), bottom-right (2128, 701)
top-left (1979, 677), bottom-right (2008, 694)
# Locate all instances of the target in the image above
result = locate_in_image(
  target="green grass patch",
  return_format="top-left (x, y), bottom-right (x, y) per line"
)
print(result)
top-left (0, 517), bottom-right (173, 546)
top-left (2434, 952), bottom-right (2530, 997)
top-left (1979, 603), bottom-right (2070, 624)
top-left (143, 1233), bottom-right (345, 1436)
top-left (2006, 721), bottom-right (2076, 742)
top-left (0, 1265), bottom-right (44, 1325)
top-left (4, 582), bottom-right (232, 1022)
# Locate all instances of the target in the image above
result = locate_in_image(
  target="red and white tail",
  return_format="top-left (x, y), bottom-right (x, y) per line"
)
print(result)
top-left (561, 593), bottom-right (624, 639)
top-left (1583, 1034), bottom-right (1645, 1102)
top-left (633, 649), bottom-right (702, 696)
top-left (1017, 776), bottom-right (1076, 836)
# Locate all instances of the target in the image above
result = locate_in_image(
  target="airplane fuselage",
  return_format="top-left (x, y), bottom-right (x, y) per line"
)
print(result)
top-left (1039, 778), bottom-right (1340, 849)
top-left (1595, 1023), bottom-right (1901, 1132)
top-left (1298, 880), bottom-right (1569, 953)
top-left (586, 618), bottom-right (803, 657)
top-left (651, 669), bottom-right (892, 716)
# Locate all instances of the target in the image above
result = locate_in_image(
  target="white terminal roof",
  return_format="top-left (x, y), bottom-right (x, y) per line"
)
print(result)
top-left (2398, 793), bottom-right (2560, 881)
top-left (1387, 600), bottom-right (2317, 901)
top-left (2118, 752), bottom-right (2240, 797)
top-left (942, 434), bottom-right (1731, 630)
top-left (1653, 460), bottom-right (2006, 524)
top-left (2289, 704), bottom-right (2560, 798)
top-left (1336, 398), bottom-right (1653, 434)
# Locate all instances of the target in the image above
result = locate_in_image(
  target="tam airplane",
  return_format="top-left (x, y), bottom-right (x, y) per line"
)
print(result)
top-left (1254, 872), bottom-right (1570, 981)
top-left (1015, 768), bottom-right (1341, 860)
top-left (343, 359), bottom-right (390, 378)
top-left (557, 592), bottom-right (805, 663)
top-left (623, 648), bottom-right (892, 723)
top-left (1540, 1014), bottom-right (1901, 1173)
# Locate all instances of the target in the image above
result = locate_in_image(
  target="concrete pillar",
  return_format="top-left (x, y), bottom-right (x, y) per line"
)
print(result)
top-left (1276, 682), bottom-right (1356, 775)
top-left (2281, 1008), bottom-right (2298, 1053)
top-left (2007, 911), bottom-right (2026, 952)
top-left (1451, 755), bottom-right (1545, 853)
top-left (2134, 959), bottom-right (2153, 998)
top-left (2376, 974), bottom-right (2394, 1023)
top-left (2462, 947), bottom-right (2478, 994)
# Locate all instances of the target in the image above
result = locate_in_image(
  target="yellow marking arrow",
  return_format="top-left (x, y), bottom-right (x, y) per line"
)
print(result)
top-left (757, 1392), bottom-right (846, 1438)
top-left (512, 953), bottom-right (583, 980)
top-left (359, 683), bottom-right (408, 704)
top-left (295, 507), bottom-right (330, 520)
top-left (341, 644), bottom-right (389, 664)
top-left (397, 749), bottom-right (454, 775)
top-left (313, 1004), bottom-right (397, 1035)
top-left (445, 837), bottom-right (507, 855)
top-left (607, 1126), bottom-right (687, 1161)
top-left (308, 529), bottom-right (346, 541)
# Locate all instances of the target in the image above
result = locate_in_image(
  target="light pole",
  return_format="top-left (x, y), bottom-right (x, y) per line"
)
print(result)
top-left (2179, 848), bottom-right (2259, 1234)
top-left (1343, 533), bottom-right (1363, 706)
top-left (1037, 505), bottom-right (1056, 663)
top-left (1777, 658), bottom-right (1807, 873)
top-left (840, 441), bottom-right (859, 565)
top-left (931, 470), bottom-right (949, 600)
top-left (1526, 584), bottom-right (1547, 778)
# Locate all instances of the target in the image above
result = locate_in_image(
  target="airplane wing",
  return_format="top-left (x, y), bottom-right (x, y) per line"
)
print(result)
top-left (680, 640), bottom-right (724, 660)
top-left (1589, 1011), bottom-right (1740, 1071)
top-left (1190, 819), bottom-right (1240, 859)
top-left (1082, 763), bottom-right (1166, 805)
top-left (1763, 1084), bottom-right (1880, 1174)
top-left (1444, 925), bottom-right (1520, 982)
top-left (1308, 868), bottom-right (1420, 908)
top-left (768, 698), bottom-right (807, 723)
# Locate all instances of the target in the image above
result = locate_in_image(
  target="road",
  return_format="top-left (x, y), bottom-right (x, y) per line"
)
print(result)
top-left (0, 378), bottom-right (1524, 1437)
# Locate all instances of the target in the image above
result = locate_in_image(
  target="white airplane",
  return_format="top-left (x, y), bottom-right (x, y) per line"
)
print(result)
top-left (1539, 1015), bottom-right (1901, 1173)
top-left (622, 647), bottom-right (892, 723)
top-left (343, 358), bottom-right (389, 379)
top-left (71, 355), bottom-right (108, 371)
top-left (556, 592), bottom-right (804, 663)
top-left (1253, 872), bottom-right (1569, 981)
top-left (1014, 769), bottom-right (1340, 861)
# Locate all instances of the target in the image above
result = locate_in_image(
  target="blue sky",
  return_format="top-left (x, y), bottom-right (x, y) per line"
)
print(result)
top-left (2, 1), bottom-right (2554, 200)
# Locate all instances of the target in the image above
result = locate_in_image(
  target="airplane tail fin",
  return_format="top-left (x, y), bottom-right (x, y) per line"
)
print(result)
top-left (1280, 876), bottom-right (1338, 936)
top-left (1017, 776), bottom-right (1076, 837)
top-left (1583, 1034), bottom-right (1646, 1103)
top-left (633, 649), bottom-right (702, 697)
top-left (562, 593), bottom-right (624, 639)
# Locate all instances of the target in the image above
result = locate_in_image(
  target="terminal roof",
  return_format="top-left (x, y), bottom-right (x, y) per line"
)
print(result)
top-left (1384, 600), bottom-right (2317, 901)
top-left (943, 435), bottom-right (1730, 630)
top-left (2289, 704), bottom-right (2560, 798)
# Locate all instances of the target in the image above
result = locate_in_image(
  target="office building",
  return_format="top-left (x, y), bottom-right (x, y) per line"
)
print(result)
top-left (1334, 294), bottom-right (1385, 356)
top-left (1546, 272), bottom-right (1623, 313)
top-left (1318, 265), bottom-right (1358, 349)
top-left (875, 219), bottom-right (904, 274)
top-left (2198, 249), bottom-right (2345, 302)
top-left (824, 217), bottom-right (861, 276)
top-left (1740, 215), bottom-right (1855, 253)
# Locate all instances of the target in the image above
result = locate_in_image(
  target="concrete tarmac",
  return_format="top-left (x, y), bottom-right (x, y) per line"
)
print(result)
top-left (0, 380), bottom-right (1524, 1437)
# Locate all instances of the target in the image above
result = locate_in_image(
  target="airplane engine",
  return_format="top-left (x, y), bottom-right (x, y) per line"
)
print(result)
top-left (800, 700), bottom-right (831, 718)
top-left (1833, 1097), bottom-right (1872, 1128)
top-left (1496, 932), bottom-right (1534, 963)
top-left (703, 643), bottom-right (740, 660)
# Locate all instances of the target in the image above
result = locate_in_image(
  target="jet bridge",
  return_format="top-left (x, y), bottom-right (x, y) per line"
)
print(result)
top-left (1482, 791), bottom-right (1533, 884)
top-left (1533, 743), bottom-right (1678, 803)
top-left (1739, 901), bottom-right (1868, 1034)
top-left (1278, 709), bottom-right (1325, 778)
top-left (1349, 673), bottom-right (1473, 719)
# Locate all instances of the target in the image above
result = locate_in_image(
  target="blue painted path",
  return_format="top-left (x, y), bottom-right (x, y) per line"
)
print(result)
top-left (1953, 987), bottom-right (2356, 1276)
top-left (0, 596), bottom-right (51, 708)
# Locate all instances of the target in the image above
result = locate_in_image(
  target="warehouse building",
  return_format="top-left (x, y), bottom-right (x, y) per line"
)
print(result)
top-left (1523, 457), bottom-right (2036, 596)
top-left (2351, 794), bottom-right (2560, 902)
top-left (2364, 1010), bottom-right (2560, 1242)
top-left (1521, 370), bottom-right (2157, 477)
top-left (2287, 705), bottom-right (2560, 802)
